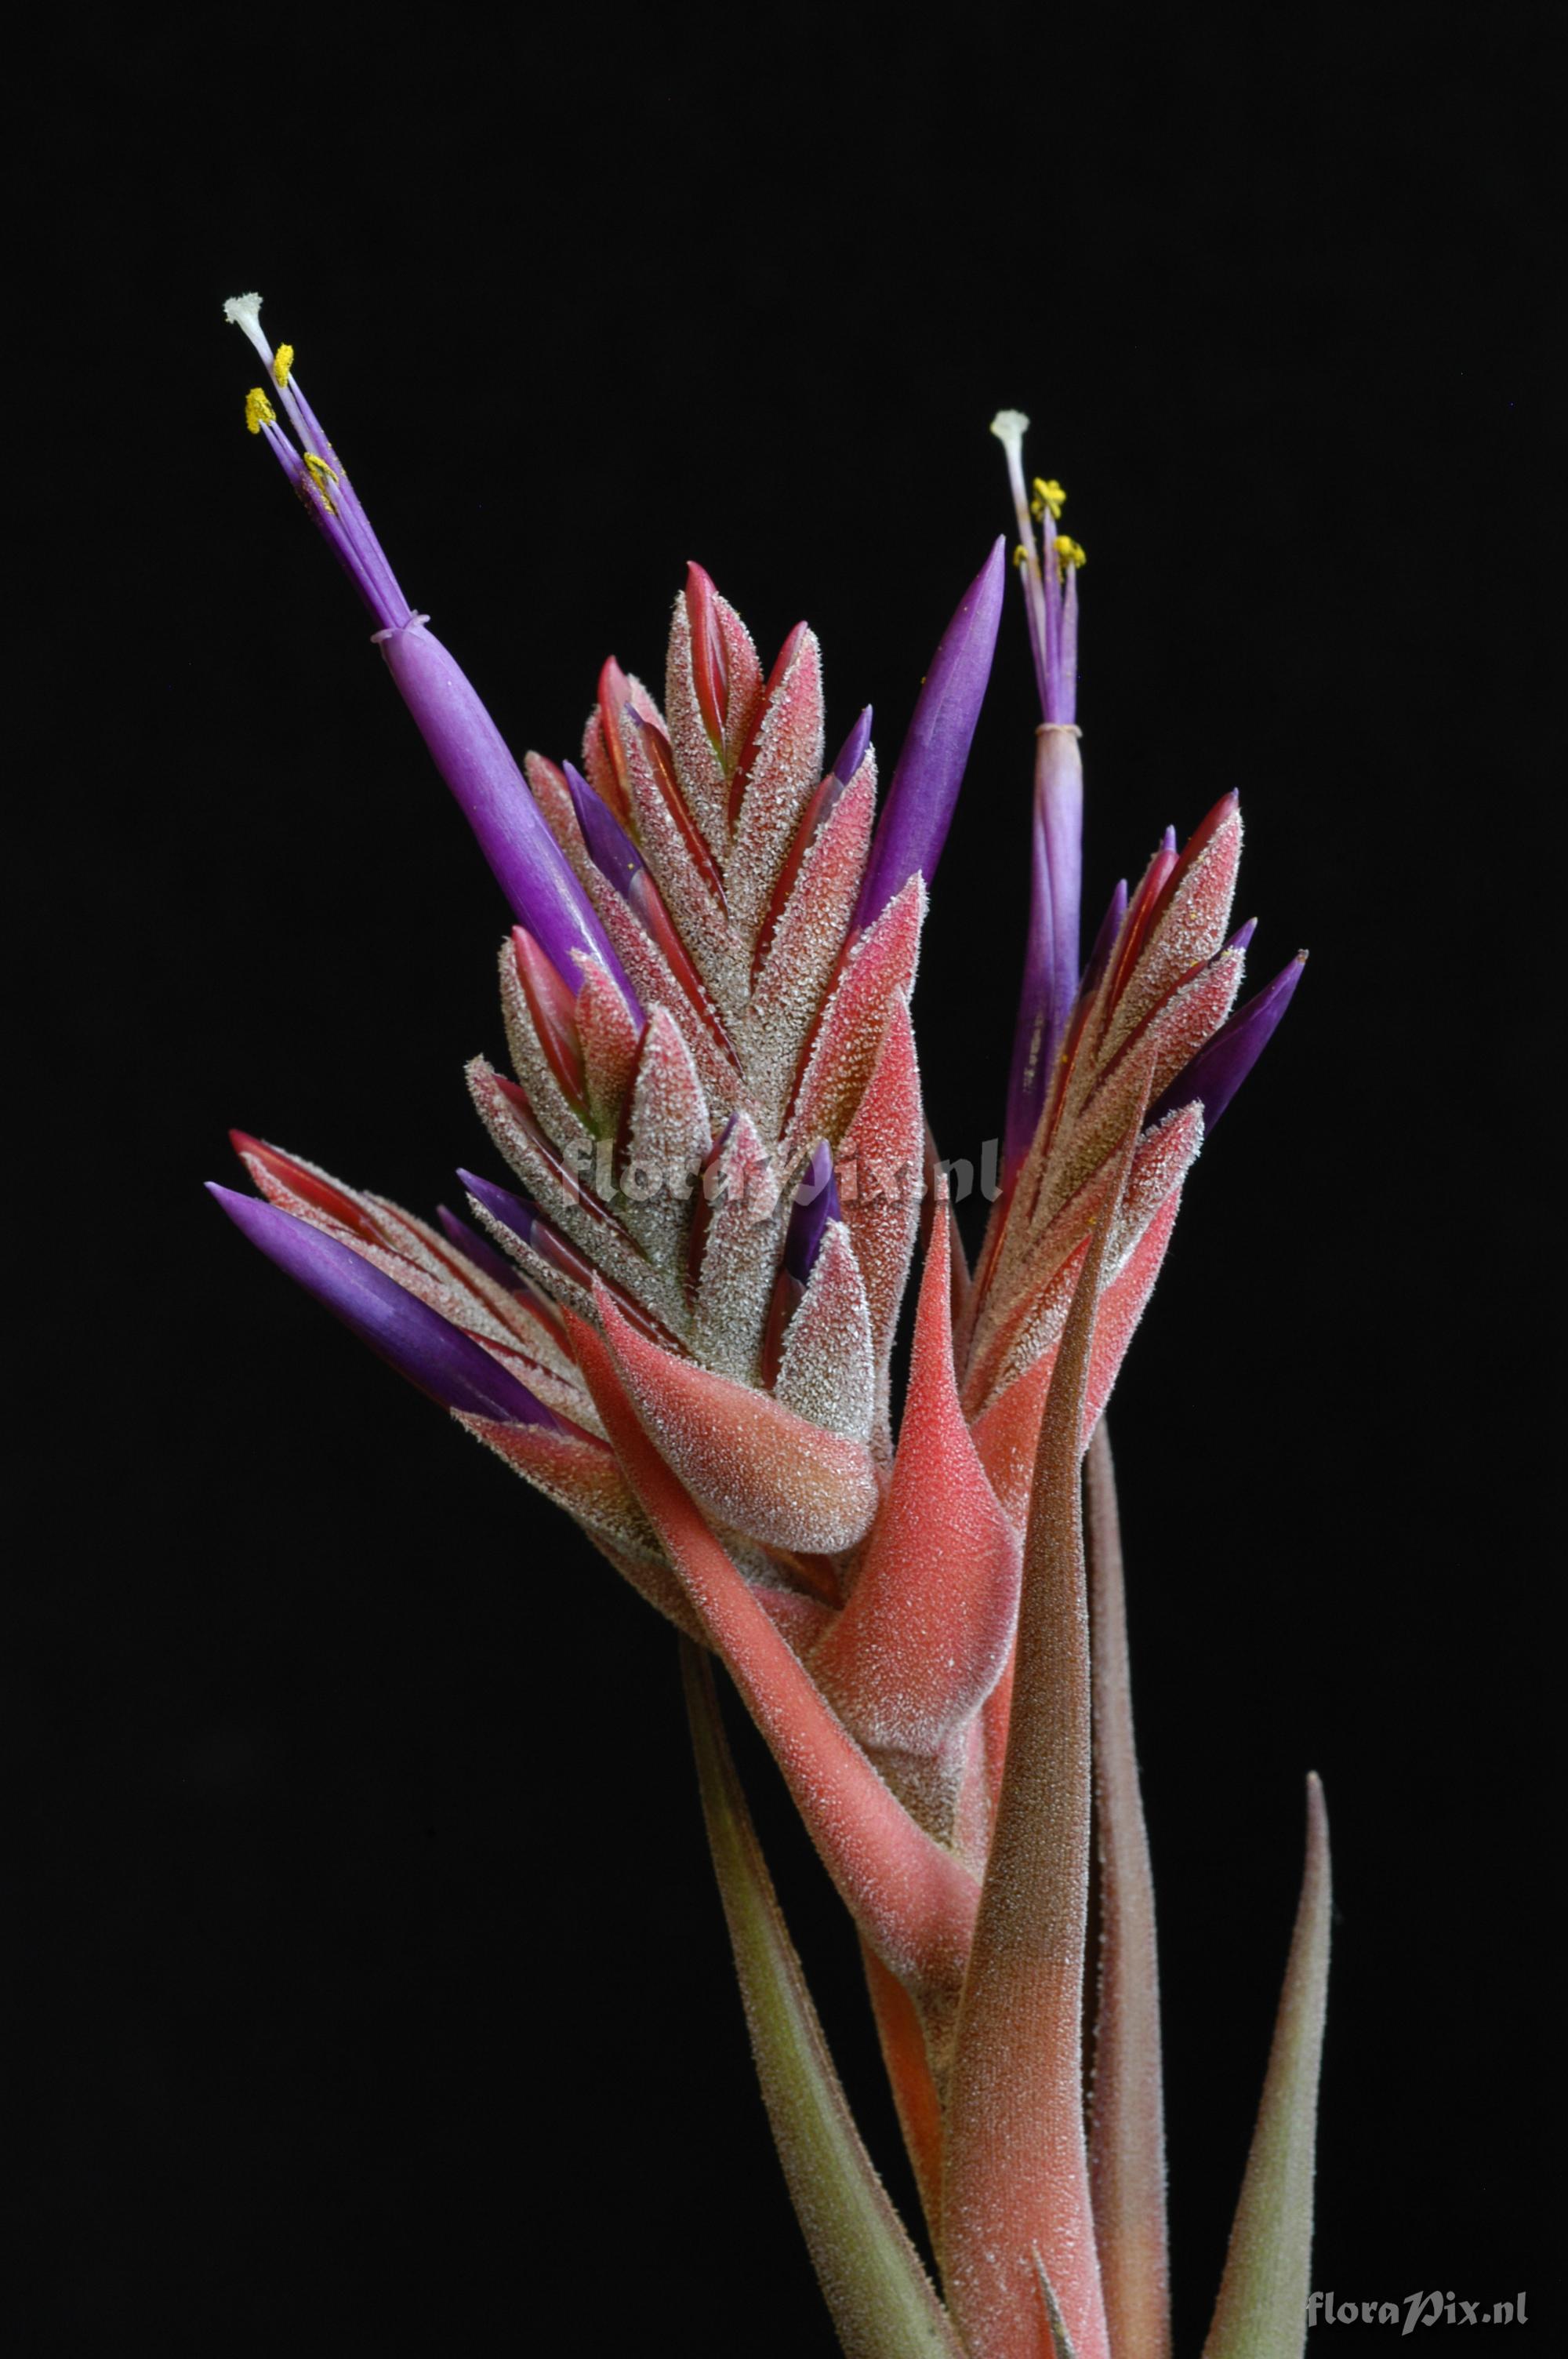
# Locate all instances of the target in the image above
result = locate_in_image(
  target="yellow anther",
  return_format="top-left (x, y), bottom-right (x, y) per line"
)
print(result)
top-left (1054, 535), bottom-right (1087, 577)
top-left (1012, 543), bottom-right (1033, 569)
top-left (1031, 477), bottom-right (1067, 521)
top-left (302, 450), bottom-right (340, 514)
top-left (245, 387), bottom-right (277, 435)
top-left (272, 342), bottom-right (295, 391)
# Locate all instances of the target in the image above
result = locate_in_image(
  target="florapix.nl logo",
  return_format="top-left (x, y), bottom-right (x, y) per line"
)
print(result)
top-left (1308, 2291), bottom-right (1529, 2334)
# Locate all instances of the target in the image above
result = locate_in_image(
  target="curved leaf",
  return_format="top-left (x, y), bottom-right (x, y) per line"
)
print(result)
top-left (682, 1645), bottom-right (966, 2359)
top-left (1202, 1777), bottom-right (1331, 2359)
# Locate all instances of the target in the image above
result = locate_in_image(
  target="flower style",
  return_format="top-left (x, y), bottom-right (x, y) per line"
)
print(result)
top-left (214, 297), bottom-right (1323, 2359)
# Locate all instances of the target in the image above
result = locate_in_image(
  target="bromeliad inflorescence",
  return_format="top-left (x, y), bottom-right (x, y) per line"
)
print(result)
top-left (214, 294), bottom-right (1324, 2359)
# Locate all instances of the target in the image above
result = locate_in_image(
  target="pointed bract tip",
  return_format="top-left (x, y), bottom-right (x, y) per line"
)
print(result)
top-left (206, 1183), bottom-right (554, 1426)
top-left (684, 562), bottom-right (731, 745)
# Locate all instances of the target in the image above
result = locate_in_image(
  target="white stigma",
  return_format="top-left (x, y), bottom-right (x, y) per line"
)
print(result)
top-left (989, 409), bottom-right (1031, 463)
top-left (223, 291), bottom-right (274, 371)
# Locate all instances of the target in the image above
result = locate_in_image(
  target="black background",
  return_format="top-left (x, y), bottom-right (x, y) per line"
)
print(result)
top-left (12, 8), bottom-right (1556, 2351)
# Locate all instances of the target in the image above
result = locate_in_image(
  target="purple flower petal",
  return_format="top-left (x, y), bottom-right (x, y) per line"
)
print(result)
top-left (831, 704), bottom-right (873, 787)
top-left (783, 1143), bottom-right (840, 1284)
top-left (1004, 806), bottom-right (1055, 1179)
top-left (436, 1204), bottom-right (528, 1294)
top-left (456, 1169), bottom-right (537, 1249)
top-left (1082, 878), bottom-right (1130, 1001)
top-left (377, 620), bottom-right (641, 1020)
top-left (563, 760), bottom-right (644, 900)
top-left (1004, 725), bottom-right (1085, 1174)
top-left (851, 540), bottom-right (1006, 932)
top-left (209, 1184), bottom-right (554, 1425)
top-left (1150, 952), bottom-right (1307, 1131)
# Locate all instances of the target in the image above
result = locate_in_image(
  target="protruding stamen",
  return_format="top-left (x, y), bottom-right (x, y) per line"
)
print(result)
top-left (992, 409), bottom-right (1078, 725)
top-left (302, 452), bottom-right (340, 513)
top-left (993, 411), bottom-right (1051, 711)
top-left (223, 292), bottom-right (272, 368)
top-left (225, 290), bottom-right (412, 634)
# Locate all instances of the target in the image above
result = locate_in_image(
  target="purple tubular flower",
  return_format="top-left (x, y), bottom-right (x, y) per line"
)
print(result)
top-left (209, 1184), bottom-right (555, 1426)
top-left (851, 540), bottom-right (1007, 933)
top-left (224, 295), bottom-right (640, 1026)
top-left (1004, 724), bottom-right (1086, 1175)
top-left (1083, 878), bottom-right (1131, 998)
top-left (436, 1203), bottom-right (528, 1294)
top-left (831, 705), bottom-right (873, 787)
top-left (379, 622), bottom-right (641, 1021)
top-left (783, 1143), bottom-right (840, 1285)
top-left (563, 760), bottom-right (644, 899)
top-left (457, 1169), bottom-right (539, 1250)
top-left (1150, 952), bottom-right (1307, 1131)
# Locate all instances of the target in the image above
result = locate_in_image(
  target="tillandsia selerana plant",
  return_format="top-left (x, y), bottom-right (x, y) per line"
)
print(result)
top-left (213, 293), bottom-right (1322, 2359)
